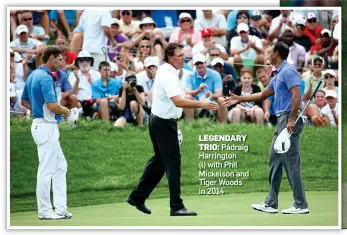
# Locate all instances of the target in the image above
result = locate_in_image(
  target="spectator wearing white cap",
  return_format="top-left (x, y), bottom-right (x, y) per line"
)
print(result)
top-left (184, 53), bottom-right (227, 123)
top-left (10, 24), bottom-right (47, 72)
top-left (320, 90), bottom-right (338, 127)
top-left (322, 69), bottom-right (338, 101)
top-left (136, 56), bottom-right (160, 112)
top-left (76, 10), bottom-right (117, 70)
top-left (19, 10), bottom-right (46, 43)
top-left (68, 51), bottom-right (101, 118)
top-left (107, 18), bottom-right (129, 61)
top-left (268, 10), bottom-right (294, 42)
top-left (210, 57), bottom-right (237, 98)
top-left (309, 28), bottom-right (337, 65)
top-left (229, 22), bottom-right (264, 76)
top-left (192, 28), bottom-right (228, 66)
top-left (208, 47), bottom-right (238, 82)
top-left (293, 20), bottom-right (312, 52)
top-left (304, 12), bottom-right (323, 45)
top-left (169, 12), bottom-right (202, 62)
top-left (109, 62), bottom-right (119, 79)
top-left (194, 10), bottom-right (227, 48)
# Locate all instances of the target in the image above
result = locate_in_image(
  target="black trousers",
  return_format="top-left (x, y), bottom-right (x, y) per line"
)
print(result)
top-left (129, 114), bottom-right (184, 211)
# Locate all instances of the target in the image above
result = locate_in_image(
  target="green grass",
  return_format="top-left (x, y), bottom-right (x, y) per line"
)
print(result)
top-left (10, 191), bottom-right (338, 226)
top-left (10, 118), bottom-right (338, 215)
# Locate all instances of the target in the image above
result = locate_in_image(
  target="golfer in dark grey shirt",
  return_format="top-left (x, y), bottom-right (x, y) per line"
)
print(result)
top-left (224, 41), bottom-right (309, 214)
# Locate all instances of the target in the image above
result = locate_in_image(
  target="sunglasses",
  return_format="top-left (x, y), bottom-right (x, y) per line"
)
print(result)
top-left (141, 45), bottom-right (150, 48)
top-left (314, 63), bottom-right (322, 67)
top-left (79, 58), bottom-right (91, 62)
top-left (213, 64), bottom-right (223, 68)
top-left (238, 16), bottom-right (248, 20)
top-left (23, 17), bottom-right (33, 21)
top-left (195, 62), bottom-right (204, 66)
top-left (142, 24), bottom-right (154, 27)
top-left (325, 75), bottom-right (334, 79)
top-left (296, 26), bottom-right (305, 31)
top-left (121, 11), bottom-right (131, 16)
top-left (307, 18), bottom-right (317, 23)
top-left (210, 54), bottom-right (220, 57)
top-left (180, 19), bottom-right (191, 23)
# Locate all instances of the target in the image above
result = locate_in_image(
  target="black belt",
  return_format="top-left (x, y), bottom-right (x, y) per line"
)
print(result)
top-left (151, 114), bottom-right (178, 121)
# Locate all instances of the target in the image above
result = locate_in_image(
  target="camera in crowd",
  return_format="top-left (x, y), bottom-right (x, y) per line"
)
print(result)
top-left (125, 74), bottom-right (137, 88)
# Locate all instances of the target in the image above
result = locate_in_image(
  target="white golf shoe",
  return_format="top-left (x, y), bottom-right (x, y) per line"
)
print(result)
top-left (251, 202), bottom-right (278, 214)
top-left (39, 211), bottom-right (64, 220)
top-left (281, 207), bottom-right (309, 214)
top-left (56, 210), bottom-right (73, 219)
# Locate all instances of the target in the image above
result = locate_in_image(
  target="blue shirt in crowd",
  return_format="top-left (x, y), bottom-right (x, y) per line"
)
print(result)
top-left (54, 70), bottom-right (72, 92)
top-left (21, 66), bottom-right (62, 123)
top-left (186, 68), bottom-right (222, 101)
top-left (92, 78), bottom-right (123, 99)
top-left (49, 10), bottom-right (77, 26)
top-left (267, 60), bottom-right (302, 114)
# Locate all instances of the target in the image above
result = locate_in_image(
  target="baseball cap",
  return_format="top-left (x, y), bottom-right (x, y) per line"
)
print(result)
top-left (295, 20), bottom-right (306, 27)
top-left (144, 56), bottom-right (160, 67)
top-left (201, 28), bottom-right (213, 37)
top-left (179, 12), bottom-right (192, 20)
top-left (237, 23), bottom-right (249, 33)
top-left (307, 12), bottom-right (317, 20)
top-left (10, 83), bottom-right (16, 97)
top-left (109, 62), bottom-right (118, 72)
top-left (325, 69), bottom-right (336, 77)
top-left (111, 18), bottom-right (120, 25)
top-left (251, 10), bottom-right (262, 20)
top-left (120, 10), bottom-right (132, 15)
top-left (325, 90), bottom-right (337, 99)
top-left (211, 58), bottom-right (224, 67)
top-left (193, 53), bottom-right (206, 64)
top-left (16, 25), bottom-right (28, 35)
top-left (321, 29), bottom-right (332, 37)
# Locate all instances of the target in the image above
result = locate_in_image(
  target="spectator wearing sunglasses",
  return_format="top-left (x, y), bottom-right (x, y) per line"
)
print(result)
top-left (309, 29), bottom-right (337, 65)
top-left (119, 10), bottom-right (141, 41)
top-left (68, 51), bottom-right (101, 118)
top-left (320, 90), bottom-right (338, 128)
top-left (19, 10), bottom-right (46, 42)
top-left (303, 56), bottom-right (325, 102)
top-left (304, 12), bottom-right (323, 45)
top-left (207, 47), bottom-right (237, 82)
top-left (322, 69), bottom-right (338, 102)
top-left (293, 20), bottom-right (311, 52)
top-left (169, 13), bottom-right (202, 63)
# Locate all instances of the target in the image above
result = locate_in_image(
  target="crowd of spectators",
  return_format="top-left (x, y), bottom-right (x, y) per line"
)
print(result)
top-left (10, 9), bottom-right (340, 128)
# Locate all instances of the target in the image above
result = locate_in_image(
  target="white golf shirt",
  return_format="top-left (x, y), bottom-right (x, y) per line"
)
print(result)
top-left (151, 63), bottom-right (184, 119)
top-left (230, 35), bottom-right (263, 60)
top-left (78, 10), bottom-right (112, 54)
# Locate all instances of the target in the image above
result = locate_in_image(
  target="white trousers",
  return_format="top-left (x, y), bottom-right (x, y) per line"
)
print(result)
top-left (31, 119), bottom-right (67, 216)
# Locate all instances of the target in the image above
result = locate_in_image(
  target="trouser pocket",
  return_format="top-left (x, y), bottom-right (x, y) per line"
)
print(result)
top-left (31, 122), bottom-right (53, 146)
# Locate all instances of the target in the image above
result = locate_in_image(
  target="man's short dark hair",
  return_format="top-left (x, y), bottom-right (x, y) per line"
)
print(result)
top-left (164, 43), bottom-right (183, 63)
top-left (41, 47), bottom-right (62, 63)
top-left (98, 61), bottom-right (110, 70)
top-left (273, 41), bottom-right (289, 60)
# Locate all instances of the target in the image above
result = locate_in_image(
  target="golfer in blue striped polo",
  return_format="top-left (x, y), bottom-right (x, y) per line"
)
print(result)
top-left (224, 41), bottom-right (309, 214)
top-left (21, 47), bottom-right (74, 220)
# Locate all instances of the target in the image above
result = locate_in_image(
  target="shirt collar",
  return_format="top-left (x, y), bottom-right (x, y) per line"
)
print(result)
top-left (275, 60), bottom-right (287, 73)
top-left (38, 66), bottom-right (53, 77)
top-left (195, 69), bottom-right (209, 80)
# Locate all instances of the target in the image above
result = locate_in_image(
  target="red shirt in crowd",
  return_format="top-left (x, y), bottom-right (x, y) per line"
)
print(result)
top-left (304, 25), bottom-right (324, 45)
top-left (64, 50), bottom-right (77, 65)
top-left (310, 44), bottom-right (335, 57)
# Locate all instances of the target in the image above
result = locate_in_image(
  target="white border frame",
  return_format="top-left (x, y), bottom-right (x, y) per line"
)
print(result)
top-left (7, 6), bottom-right (342, 230)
